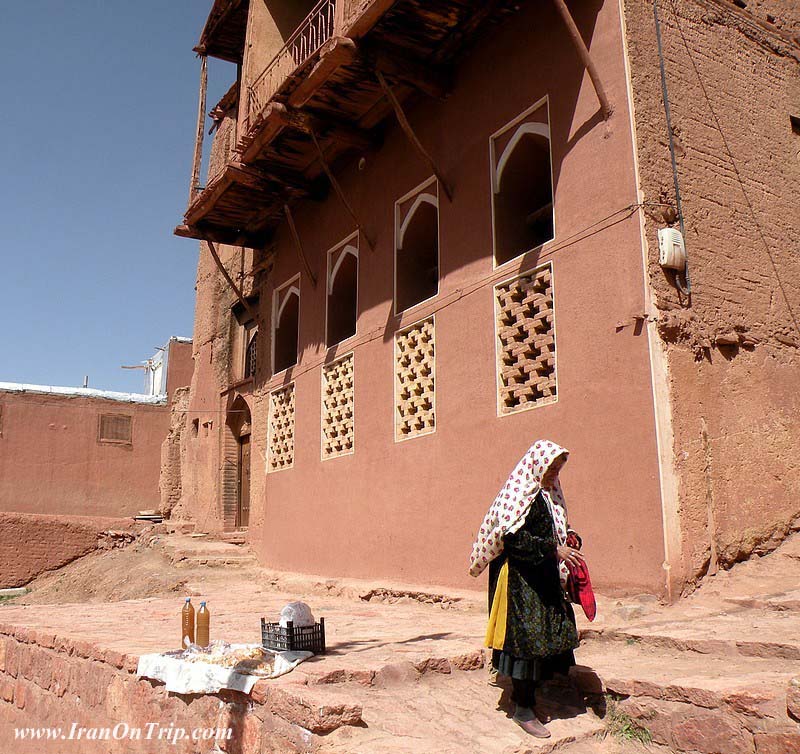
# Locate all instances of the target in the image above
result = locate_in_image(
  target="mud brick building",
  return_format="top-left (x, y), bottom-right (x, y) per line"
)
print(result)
top-left (0, 337), bottom-right (192, 519)
top-left (174, 0), bottom-right (799, 597)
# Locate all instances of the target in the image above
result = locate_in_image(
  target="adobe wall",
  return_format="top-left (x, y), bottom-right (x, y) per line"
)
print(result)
top-left (160, 387), bottom-right (190, 519)
top-left (0, 513), bottom-right (135, 588)
top-left (165, 340), bottom-right (195, 403)
top-left (183, 0), bottom-right (672, 594)
top-left (621, 0), bottom-right (800, 587)
top-left (0, 391), bottom-right (168, 518)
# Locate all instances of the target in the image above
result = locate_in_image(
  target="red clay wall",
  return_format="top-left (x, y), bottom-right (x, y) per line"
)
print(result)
top-left (0, 392), bottom-right (168, 518)
top-left (0, 513), bottom-right (134, 588)
top-left (166, 340), bottom-right (195, 403)
top-left (181, 1), bottom-right (670, 595)
top-left (622, 0), bottom-right (800, 587)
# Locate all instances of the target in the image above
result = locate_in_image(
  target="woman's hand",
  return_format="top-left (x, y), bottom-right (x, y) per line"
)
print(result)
top-left (557, 545), bottom-right (585, 567)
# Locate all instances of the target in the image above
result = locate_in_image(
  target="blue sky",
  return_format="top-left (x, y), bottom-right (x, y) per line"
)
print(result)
top-left (0, 2), bottom-right (234, 392)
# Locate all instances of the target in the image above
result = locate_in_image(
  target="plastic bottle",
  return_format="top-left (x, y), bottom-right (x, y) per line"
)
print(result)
top-left (181, 597), bottom-right (195, 648)
top-left (196, 601), bottom-right (210, 648)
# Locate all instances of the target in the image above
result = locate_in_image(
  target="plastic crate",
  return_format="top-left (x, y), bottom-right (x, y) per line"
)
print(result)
top-left (260, 617), bottom-right (326, 654)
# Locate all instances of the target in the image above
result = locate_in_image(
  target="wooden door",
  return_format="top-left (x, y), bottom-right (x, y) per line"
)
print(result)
top-left (237, 435), bottom-right (251, 528)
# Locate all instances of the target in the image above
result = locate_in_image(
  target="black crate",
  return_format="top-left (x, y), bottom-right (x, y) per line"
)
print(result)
top-left (260, 617), bottom-right (326, 654)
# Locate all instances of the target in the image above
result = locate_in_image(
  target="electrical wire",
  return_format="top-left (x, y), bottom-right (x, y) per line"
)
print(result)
top-left (654, 0), bottom-right (691, 298)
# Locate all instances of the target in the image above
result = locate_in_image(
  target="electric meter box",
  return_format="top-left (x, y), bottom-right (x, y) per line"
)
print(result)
top-left (658, 227), bottom-right (686, 270)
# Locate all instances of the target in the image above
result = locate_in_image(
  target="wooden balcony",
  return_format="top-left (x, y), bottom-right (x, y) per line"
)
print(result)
top-left (178, 0), bottom-right (525, 246)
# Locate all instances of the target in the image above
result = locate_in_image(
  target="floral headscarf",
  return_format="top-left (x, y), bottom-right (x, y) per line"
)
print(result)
top-left (469, 440), bottom-right (570, 586)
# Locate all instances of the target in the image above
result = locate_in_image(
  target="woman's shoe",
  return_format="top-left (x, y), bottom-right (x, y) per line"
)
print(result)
top-left (513, 715), bottom-right (551, 738)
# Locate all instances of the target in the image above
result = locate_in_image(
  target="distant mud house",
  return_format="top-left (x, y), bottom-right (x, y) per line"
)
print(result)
top-left (173, 0), bottom-right (800, 597)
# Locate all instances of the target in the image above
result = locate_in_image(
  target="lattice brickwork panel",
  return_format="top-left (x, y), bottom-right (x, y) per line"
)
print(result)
top-left (268, 384), bottom-right (295, 471)
top-left (495, 265), bottom-right (557, 414)
top-left (395, 317), bottom-right (436, 440)
top-left (322, 354), bottom-right (354, 459)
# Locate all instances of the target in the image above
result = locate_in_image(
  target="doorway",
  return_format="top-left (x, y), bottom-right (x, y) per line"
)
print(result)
top-left (236, 432), bottom-right (251, 529)
top-left (225, 394), bottom-right (252, 531)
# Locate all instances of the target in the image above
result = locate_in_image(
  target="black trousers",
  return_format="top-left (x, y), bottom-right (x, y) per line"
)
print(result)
top-left (511, 677), bottom-right (537, 708)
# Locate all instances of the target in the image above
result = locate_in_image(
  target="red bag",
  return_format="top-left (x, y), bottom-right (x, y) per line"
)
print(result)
top-left (565, 531), bottom-right (596, 622)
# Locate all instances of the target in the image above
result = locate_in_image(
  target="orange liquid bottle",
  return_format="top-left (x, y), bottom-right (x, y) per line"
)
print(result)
top-left (181, 597), bottom-right (195, 648)
top-left (196, 601), bottom-right (210, 648)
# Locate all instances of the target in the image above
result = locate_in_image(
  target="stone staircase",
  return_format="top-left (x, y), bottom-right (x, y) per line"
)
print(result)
top-left (155, 531), bottom-right (259, 569)
top-left (286, 535), bottom-right (800, 753)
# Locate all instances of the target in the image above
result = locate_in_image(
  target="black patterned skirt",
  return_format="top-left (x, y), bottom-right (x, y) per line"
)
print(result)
top-left (492, 648), bottom-right (576, 681)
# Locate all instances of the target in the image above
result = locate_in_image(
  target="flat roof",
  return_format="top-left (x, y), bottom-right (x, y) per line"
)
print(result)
top-left (0, 383), bottom-right (167, 406)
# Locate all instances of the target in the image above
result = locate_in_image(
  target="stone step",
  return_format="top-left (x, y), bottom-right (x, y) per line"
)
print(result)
top-left (173, 554), bottom-right (259, 568)
top-left (571, 638), bottom-right (800, 754)
top-left (285, 668), bottom-right (606, 754)
top-left (581, 606), bottom-right (800, 661)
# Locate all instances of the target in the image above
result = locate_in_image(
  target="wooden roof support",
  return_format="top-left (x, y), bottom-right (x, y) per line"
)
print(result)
top-left (549, 0), bottom-right (613, 119)
top-left (205, 239), bottom-right (260, 322)
top-left (309, 128), bottom-right (375, 252)
top-left (283, 204), bottom-right (318, 288)
top-left (288, 37), bottom-right (357, 110)
top-left (366, 44), bottom-right (452, 100)
top-left (189, 55), bottom-right (208, 205)
top-left (375, 69), bottom-right (453, 202)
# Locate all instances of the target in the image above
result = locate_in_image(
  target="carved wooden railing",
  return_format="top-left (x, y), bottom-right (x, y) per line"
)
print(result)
top-left (246, 0), bottom-right (336, 128)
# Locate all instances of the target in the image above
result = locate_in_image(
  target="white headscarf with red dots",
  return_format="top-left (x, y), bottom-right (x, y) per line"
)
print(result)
top-left (469, 439), bottom-right (570, 585)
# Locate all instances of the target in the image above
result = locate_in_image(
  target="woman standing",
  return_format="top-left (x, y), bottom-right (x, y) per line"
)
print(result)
top-left (469, 440), bottom-right (584, 738)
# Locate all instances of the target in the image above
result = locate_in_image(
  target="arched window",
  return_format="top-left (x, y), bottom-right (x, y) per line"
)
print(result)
top-left (244, 325), bottom-right (258, 379)
top-left (491, 103), bottom-right (554, 265)
top-left (395, 178), bottom-right (439, 313)
top-left (326, 236), bottom-right (358, 347)
top-left (273, 279), bottom-right (300, 373)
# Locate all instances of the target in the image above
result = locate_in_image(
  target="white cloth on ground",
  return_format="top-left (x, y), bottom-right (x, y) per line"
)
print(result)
top-left (136, 645), bottom-right (313, 695)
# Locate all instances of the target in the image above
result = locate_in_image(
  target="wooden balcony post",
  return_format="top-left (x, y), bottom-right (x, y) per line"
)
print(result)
top-left (205, 240), bottom-right (259, 322)
top-left (309, 128), bottom-right (375, 252)
top-left (189, 55), bottom-right (209, 205)
top-left (375, 69), bottom-right (453, 201)
top-left (549, 0), bottom-right (613, 119)
top-left (283, 205), bottom-right (318, 288)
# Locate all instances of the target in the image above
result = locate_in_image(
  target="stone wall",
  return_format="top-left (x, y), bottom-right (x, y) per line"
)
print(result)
top-left (623, 0), bottom-right (800, 587)
top-left (0, 514), bottom-right (135, 588)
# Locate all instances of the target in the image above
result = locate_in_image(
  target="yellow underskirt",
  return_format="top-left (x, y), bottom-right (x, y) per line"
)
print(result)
top-left (484, 560), bottom-right (509, 650)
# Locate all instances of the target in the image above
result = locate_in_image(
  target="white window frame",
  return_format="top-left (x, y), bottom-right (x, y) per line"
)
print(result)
top-left (325, 231), bottom-right (360, 348)
top-left (489, 96), bottom-right (556, 269)
top-left (271, 273), bottom-right (301, 376)
top-left (393, 176), bottom-right (441, 315)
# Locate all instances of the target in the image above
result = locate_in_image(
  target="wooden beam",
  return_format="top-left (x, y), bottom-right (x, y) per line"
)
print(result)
top-left (365, 43), bottom-right (452, 100)
top-left (185, 168), bottom-right (234, 225)
top-left (288, 36), bottom-right (357, 109)
top-left (175, 223), bottom-right (265, 248)
top-left (189, 56), bottom-right (208, 205)
top-left (309, 128), bottom-right (375, 252)
top-left (375, 69), bottom-right (453, 201)
top-left (549, 0), bottom-right (613, 119)
top-left (239, 102), bottom-right (292, 162)
top-left (345, 0), bottom-right (396, 39)
top-left (283, 205), bottom-right (318, 288)
top-left (205, 239), bottom-right (260, 322)
top-left (433, 0), bottom-right (505, 63)
top-left (228, 162), bottom-right (313, 196)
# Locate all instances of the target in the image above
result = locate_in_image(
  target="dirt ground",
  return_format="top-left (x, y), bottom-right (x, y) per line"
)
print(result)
top-left (10, 543), bottom-right (223, 605)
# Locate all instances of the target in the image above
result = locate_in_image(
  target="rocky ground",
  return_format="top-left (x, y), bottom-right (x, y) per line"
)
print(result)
top-left (1, 527), bottom-right (798, 753)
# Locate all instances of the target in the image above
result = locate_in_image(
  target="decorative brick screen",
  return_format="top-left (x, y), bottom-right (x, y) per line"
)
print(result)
top-left (495, 264), bottom-right (557, 414)
top-left (395, 317), bottom-right (436, 440)
top-left (98, 414), bottom-right (133, 444)
top-left (321, 354), bottom-right (354, 459)
top-left (268, 384), bottom-right (295, 471)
